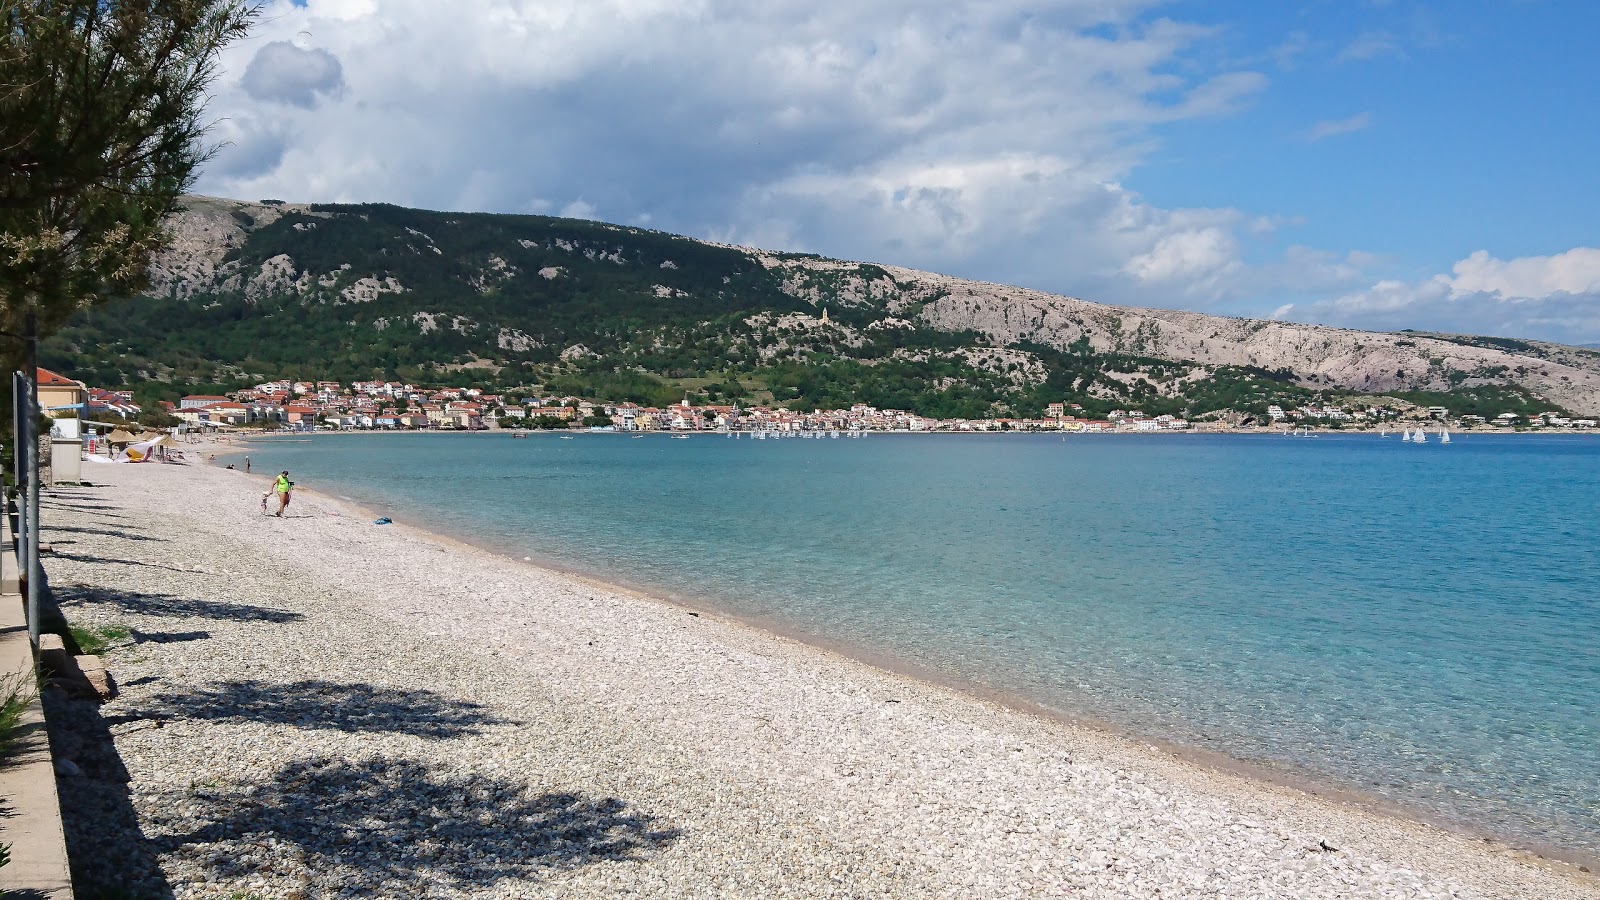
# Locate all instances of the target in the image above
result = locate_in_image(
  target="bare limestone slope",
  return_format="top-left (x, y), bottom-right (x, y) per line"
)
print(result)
top-left (758, 256), bottom-right (1600, 413)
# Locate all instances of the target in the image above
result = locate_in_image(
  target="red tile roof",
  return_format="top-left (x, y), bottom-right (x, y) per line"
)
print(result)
top-left (36, 367), bottom-right (79, 386)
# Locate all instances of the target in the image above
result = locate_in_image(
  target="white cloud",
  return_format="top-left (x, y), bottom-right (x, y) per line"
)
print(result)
top-left (1299, 248), bottom-right (1600, 343)
top-left (1123, 225), bottom-right (1240, 284)
top-left (1449, 248), bottom-right (1600, 300)
top-left (1305, 112), bottom-right (1371, 141)
top-left (195, 0), bottom-right (1283, 305)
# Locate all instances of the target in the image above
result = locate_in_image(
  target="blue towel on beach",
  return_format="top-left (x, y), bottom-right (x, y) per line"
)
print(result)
top-left (373, 517), bottom-right (392, 525)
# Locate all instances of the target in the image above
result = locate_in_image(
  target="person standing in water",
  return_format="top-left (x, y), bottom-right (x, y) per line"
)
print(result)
top-left (274, 471), bottom-right (294, 517)
top-left (245, 455), bottom-right (251, 473)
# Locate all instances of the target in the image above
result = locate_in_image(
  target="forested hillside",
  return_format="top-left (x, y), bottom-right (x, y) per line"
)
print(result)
top-left (43, 196), bottom-right (1600, 417)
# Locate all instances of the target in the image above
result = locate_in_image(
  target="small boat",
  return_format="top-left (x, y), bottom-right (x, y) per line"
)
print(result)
top-left (512, 432), bottom-right (527, 439)
top-left (631, 435), bottom-right (645, 439)
top-left (1401, 428), bottom-right (1412, 442)
top-left (1414, 429), bottom-right (1427, 443)
top-left (559, 436), bottom-right (574, 440)
top-left (671, 434), bottom-right (690, 440)
top-left (1440, 428), bottom-right (1451, 444)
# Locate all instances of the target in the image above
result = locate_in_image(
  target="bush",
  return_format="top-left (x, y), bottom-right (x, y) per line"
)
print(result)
top-left (0, 670), bottom-right (37, 760)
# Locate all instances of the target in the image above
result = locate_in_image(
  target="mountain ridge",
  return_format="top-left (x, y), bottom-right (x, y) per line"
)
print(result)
top-left (45, 195), bottom-right (1600, 416)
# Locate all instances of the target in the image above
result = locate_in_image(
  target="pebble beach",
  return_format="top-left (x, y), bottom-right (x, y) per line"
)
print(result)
top-left (40, 455), bottom-right (1600, 899)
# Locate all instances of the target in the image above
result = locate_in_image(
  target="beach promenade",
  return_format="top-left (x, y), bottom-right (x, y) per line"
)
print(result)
top-left (39, 460), bottom-right (1599, 898)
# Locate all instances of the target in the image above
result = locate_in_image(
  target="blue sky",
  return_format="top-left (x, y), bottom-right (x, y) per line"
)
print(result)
top-left (196, 0), bottom-right (1600, 343)
top-left (1140, 1), bottom-right (1598, 269)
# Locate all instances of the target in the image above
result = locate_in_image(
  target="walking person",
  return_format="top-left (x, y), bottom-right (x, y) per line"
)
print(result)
top-left (274, 470), bottom-right (294, 517)
top-left (245, 455), bottom-right (251, 474)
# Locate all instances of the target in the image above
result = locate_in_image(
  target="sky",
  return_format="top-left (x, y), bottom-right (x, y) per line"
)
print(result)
top-left (194, 0), bottom-right (1600, 344)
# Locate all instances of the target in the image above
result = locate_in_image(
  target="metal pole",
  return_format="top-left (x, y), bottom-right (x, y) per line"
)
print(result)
top-left (23, 314), bottom-right (40, 648)
top-left (11, 372), bottom-right (23, 546)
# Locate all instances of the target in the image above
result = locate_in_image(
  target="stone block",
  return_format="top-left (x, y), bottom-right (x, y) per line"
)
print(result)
top-left (74, 655), bottom-right (116, 701)
top-left (37, 633), bottom-right (71, 677)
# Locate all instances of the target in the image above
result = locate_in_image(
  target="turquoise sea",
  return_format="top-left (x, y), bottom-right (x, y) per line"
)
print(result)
top-left (245, 432), bottom-right (1600, 860)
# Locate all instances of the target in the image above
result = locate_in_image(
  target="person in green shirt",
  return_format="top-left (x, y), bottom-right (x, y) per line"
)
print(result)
top-left (274, 471), bottom-right (294, 517)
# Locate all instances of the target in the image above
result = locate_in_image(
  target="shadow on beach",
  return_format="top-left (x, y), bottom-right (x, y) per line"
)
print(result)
top-left (47, 552), bottom-right (204, 575)
top-left (126, 628), bottom-right (210, 645)
top-left (115, 679), bottom-right (513, 739)
top-left (54, 584), bottom-right (303, 624)
top-left (150, 756), bottom-right (683, 893)
top-left (39, 501), bottom-right (129, 517)
top-left (43, 688), bottom-right (176, 900)
top-left (46, 524), bottom-right (167, 543)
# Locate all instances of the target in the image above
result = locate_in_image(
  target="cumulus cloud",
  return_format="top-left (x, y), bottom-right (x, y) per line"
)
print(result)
top-left (194, 0), bottom-right (1286, 302)
top-left (1297, 247), bottom-right (1600, 343)
top-left (1449, 248), bottom-right (1600, 299)
top-left (241, 40), bottom-right (345, 108)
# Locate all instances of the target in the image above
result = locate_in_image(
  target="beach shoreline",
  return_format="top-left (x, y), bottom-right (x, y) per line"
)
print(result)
top-left (193, 444), bottom-right (1598, 874)
top-left (48, 451), bottom-right (1600, 896)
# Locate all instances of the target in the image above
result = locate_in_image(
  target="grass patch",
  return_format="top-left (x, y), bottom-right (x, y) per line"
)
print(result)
top-left (68, 622), bottom-right (130, 656)
top-left (0, 670), bottom-right (38, 760)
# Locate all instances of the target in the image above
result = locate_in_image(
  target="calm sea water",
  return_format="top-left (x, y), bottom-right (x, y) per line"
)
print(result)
top-left (246, 432), bottom-right (1600, 858)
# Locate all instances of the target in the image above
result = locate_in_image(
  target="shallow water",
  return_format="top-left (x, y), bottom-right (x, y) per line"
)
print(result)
top-left (248, 431), bottom-right (1600, 858)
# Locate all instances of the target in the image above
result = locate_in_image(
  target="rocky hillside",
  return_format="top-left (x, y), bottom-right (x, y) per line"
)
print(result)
top-left (45, 196), bottom-right (1600, 416)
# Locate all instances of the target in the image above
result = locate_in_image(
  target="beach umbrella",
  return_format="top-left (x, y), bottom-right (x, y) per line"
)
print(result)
top-left (106, 428), bottom-right (136, 445)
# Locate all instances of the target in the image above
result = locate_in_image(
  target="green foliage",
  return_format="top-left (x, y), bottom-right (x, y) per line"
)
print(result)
top-left (68, 622), bottom-right (130, 656)
top-left (545, 368), bottom-right (679, 407)
top-left (137, 408), bottom-right (181, 428)
top-left (0, 0), bottom-right (257, 368)
top-left (1391, 384), bottom-right (1558, 418)
top-left (1425, 334), bottom-right (1539, 355)
top-left (0, 670), bottom-right (37, 760)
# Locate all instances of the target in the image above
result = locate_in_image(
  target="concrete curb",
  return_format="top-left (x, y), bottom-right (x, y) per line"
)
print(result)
top-left (0, 510), bottom-right (74, 899)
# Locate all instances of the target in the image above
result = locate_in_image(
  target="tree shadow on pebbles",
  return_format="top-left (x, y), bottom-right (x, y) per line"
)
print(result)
top-left (47, 523), bottom-right (167, 542)
top-left (56, 584), bottom-right (303, 623)
top-left (48, 552), bottom-right (205, 575)
top-left (44, 689), bottom-right (176, 900)
top-left (129, 680), bottom-right (511, 738)
top-left (152, 757), bottom-right (683, 893)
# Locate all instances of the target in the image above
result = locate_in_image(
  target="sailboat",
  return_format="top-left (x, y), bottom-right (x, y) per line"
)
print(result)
top-left (1440, 427), bottom-right (1451, 444)
top-left (1414, 428), bottom-right (1427, 443)
top-left (1401, 428), bottom-right (1414, 442)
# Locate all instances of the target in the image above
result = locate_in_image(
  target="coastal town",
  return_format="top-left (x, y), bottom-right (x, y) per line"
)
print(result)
top-left (45, 370), bottom-right (1600, 434)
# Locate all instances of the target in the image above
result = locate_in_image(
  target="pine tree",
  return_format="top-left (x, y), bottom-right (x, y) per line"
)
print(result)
top-left (0, 0), bottom-right (256, 360)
